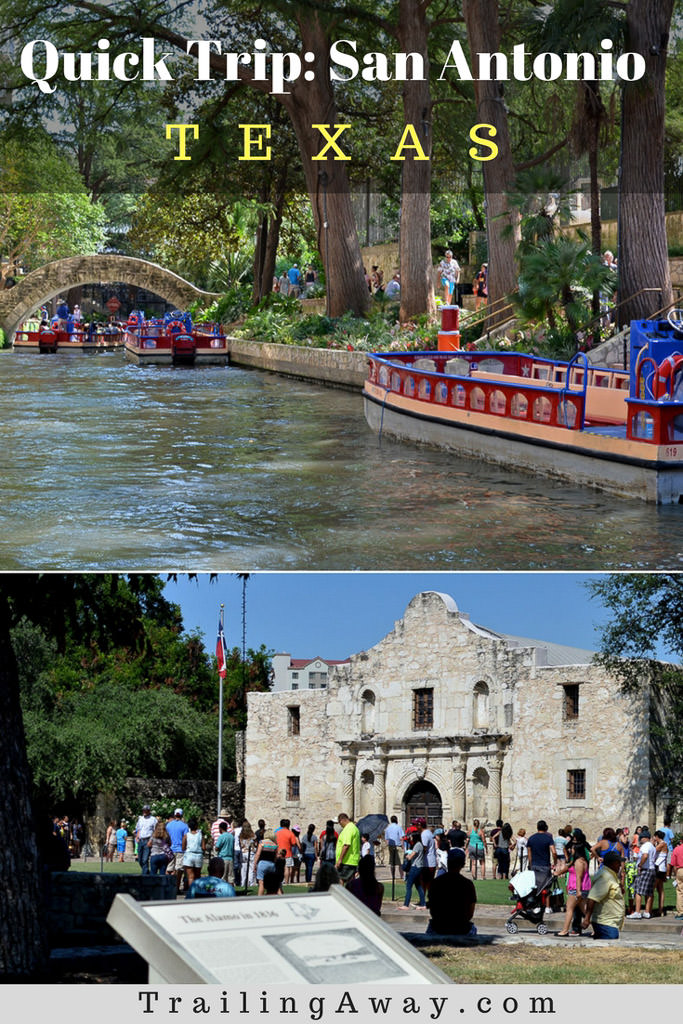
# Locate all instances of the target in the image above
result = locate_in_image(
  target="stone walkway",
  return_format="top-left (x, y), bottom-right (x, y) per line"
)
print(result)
top-left (381, 897), bottom-right (683, 950)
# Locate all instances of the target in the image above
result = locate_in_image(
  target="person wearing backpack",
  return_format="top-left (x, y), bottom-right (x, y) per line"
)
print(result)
top-left (319, 821), bottom-right (338, 864)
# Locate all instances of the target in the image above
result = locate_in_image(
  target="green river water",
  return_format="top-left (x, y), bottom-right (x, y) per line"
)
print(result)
top-left (1, 350), bottom-right (682, 570)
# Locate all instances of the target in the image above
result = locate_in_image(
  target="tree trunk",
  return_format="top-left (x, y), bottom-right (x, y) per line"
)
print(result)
top-left (195, 12), bottom-right (370, 318)
top-left (585, 81), bottom-right (603, 322)
top-left (0, 605), bottom-right (47, 979)
top-left (397, 0), bottom-right (436, 322)
top-left (252, 205), bottom-right (269, 305)
top-left (280, 14), bottom-right (370, 318)
top-left (618, 0), bottom-right (674, 326)
top-left (462, 0), bottom-right (521, 324)
top-left (259, 184), bottom-right (286, 302)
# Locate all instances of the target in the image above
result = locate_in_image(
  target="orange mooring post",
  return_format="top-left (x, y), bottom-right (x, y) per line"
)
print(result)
top-left (438, 304), bottom-right (461, 350)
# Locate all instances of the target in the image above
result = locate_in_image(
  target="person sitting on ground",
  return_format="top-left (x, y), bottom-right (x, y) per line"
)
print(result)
top-left (581, 849), bottom-right (625, 939)
top-left (426, 847), bottom-right (477, 937)
top-left (312, 861), bottom-right (341, 891)
top-left (263, 855), bottom-right (286, 895)
top-left (185, 857), bottom-right (236, 899)
top-left (346, 854), bottom-right (384, 916)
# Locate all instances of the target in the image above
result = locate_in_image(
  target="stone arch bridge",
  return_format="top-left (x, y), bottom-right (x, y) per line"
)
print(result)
top-left (0, 254), bottom-right (221, 341)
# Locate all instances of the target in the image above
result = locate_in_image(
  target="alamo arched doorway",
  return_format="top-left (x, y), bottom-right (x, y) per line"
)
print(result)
top-left (403, 780), bottom-right (442, 830)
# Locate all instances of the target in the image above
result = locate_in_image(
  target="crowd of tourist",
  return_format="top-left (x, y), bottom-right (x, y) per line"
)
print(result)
top-left (86, 804), bottom-right (683, 941)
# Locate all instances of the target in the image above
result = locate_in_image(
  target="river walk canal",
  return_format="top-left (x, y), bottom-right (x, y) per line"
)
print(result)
top-left (2, 350), bottom-right (682, 570)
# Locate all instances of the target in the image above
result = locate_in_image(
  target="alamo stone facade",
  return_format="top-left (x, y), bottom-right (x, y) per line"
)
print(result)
top-left (245, 592), bottom-right (655, 837)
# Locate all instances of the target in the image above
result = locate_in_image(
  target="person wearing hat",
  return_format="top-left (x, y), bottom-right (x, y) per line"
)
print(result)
top-left (134, 805), bottom-right (157, 874)
top-left (211, 808), bottom-right (233, 846)
top-left (627, 828), bottom-right (656, 918)
top-left (426, 847), bottom-right (477, 936)
top-left (166, 808), bottom-right (190, 893)
top-left (581, 848), bottom-right (625, 939)
top-left (214, 820), bottom-right (235, 883)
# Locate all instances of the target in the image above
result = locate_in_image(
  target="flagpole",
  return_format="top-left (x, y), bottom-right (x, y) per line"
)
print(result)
top-left (217, 604), bottom-right (225, 818)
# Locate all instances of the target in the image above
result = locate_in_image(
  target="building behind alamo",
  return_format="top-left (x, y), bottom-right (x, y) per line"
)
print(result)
top-left (245, 592), bottom-right (664, 837)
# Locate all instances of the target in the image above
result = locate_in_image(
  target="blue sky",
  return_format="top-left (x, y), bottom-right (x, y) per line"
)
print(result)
top-left (164, 573), bottom-right (614, 660)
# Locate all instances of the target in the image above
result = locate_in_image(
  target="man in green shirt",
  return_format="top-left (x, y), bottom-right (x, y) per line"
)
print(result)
top-left (335, 813), bottom-right (361, 884)
top-left (582, 849), bottom-right (625, 940)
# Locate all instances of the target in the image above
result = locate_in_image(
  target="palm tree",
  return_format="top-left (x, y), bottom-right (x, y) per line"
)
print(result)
top-left (235, 573), bottom-right (250, 697)
top-left (519, 234), bottom-right (613, 349)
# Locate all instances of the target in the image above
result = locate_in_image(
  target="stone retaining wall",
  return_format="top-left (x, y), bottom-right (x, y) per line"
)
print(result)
top-left (46, 871), bottom-right (176, 948)
top-left (227, 337), bottom-right (369, 390)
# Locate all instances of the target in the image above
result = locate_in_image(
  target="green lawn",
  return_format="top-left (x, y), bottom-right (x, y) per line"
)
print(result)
top-left (72, 860), bottom-right (678, 911)
top-left (423, 945), bottom-right (683, 984)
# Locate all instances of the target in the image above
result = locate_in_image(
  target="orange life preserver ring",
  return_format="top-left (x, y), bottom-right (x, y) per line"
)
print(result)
top-left (167, 319), bottom-right (185, 333)
top-left (653, 353), bottom-right (683, 399)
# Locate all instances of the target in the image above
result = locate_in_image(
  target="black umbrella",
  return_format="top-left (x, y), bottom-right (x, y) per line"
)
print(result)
top-left (356, 813), bottom-right (389, 843)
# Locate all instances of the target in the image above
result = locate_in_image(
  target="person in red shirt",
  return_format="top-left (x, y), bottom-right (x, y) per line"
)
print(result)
top-left (274, 818), bottom-right (300, 883)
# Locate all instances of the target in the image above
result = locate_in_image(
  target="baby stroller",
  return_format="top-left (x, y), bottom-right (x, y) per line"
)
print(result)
top-left (505, 869), bottom-right (554, 934)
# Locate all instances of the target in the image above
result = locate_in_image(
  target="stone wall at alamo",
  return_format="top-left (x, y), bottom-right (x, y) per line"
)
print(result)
top-left (245, 592), bottom-right (651, 838)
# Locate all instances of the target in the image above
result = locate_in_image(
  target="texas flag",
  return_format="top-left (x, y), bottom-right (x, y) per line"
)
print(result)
top-left (216, 615), bottom-right (227, 679)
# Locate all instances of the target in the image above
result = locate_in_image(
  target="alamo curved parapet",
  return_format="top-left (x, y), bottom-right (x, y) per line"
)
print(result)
top-left (0, 255), bottom-right (221, 340)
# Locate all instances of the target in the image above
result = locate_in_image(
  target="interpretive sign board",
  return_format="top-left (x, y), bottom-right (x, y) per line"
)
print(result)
top-left (107, 887), bottom-right (450, 985)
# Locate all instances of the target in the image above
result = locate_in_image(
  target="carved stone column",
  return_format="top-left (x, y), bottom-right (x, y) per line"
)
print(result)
top-left (374, 763), bottom-right (386, 814)
top-left (489, 755), bottom-right (504, 823)
top-left (341, 758), bottom-right (357, 818)
top-left (453, 755), bottom-right (467, 821)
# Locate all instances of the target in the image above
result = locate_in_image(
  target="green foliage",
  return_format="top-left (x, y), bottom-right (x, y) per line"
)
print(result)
top-left (236, 300), bottom-right (439, 352)
top-left (130, 798), bottom-right (210, 836)
top-left (4, 575), bottom-right (227, 806)
top-left (128, 193), bottom-right (264, 289)
top-left (192, 286), bottom-right (253, 325)
top-left (0, 130), bottom-right (106, 281)
top-left (518, 234), bottom-right (613, 337)
top-left (21, 680), bottom-right (218, 803)
top-left (588, 574), bottom-right (683, 803)
top-left (222, 644), bottom-right (273, 731)
top-left (430, 192), bottom-right (480, 264)
top-left (0, 327), bottom-right (6, 349)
